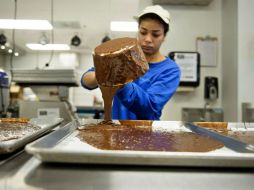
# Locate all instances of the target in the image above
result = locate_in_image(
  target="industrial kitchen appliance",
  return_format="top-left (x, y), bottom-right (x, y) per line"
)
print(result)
top-left (11, 69), bottom-right (79, 123)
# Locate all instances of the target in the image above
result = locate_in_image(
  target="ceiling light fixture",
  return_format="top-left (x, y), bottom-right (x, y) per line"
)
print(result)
top-left (101, 35), bottom-right (111, 43)
top-left (39, 33), bottom-right (49, 45)
top-left (26, 43), bottom-right (70, 51)
top-left (71, 35), bottom-right (81, 46)
top-left (0, 33), bottom-right (7, 45)
top-left (0, 19), bottom-right (53, 30)
top-left (110, 21), bottom-right (138, 32)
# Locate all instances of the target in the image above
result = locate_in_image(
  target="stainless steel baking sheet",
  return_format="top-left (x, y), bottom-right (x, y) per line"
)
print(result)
top-left (194, 122), bottom-right (254, 146)
top-left (25, 119), bottom-right (254, 167)
top-left (0, 117), bottom-right (63, 154)
top-left (184, 122), bottom-right (254, 153)
top-left (228, 122), bottom-right (254, 131)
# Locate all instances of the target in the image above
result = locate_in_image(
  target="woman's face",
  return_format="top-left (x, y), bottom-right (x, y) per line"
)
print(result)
top-left (137, 18), bottom-right (166, 55)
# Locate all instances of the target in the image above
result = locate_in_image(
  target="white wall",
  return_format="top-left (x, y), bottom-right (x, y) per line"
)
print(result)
top-left (0, 54), bottom-right (5, 69)
top-left (72, 54), bottom-right (103, 107)
top-left (2, 0), bottom-right (225, 121)
top-left (221, 0), bottom-right (254, 122)
top-left (3, 52), bottom-right (79, 70)
top-left (238, 0), bottom-right (254, 120)
top-left (221, 0), bottom-right (238, 122)
top-left (71, 0), bottom-right (224, 121)
top-left (161, 0), bottom-right (222, 120)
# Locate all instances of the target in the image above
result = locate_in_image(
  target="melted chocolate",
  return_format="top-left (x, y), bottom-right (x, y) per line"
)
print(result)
top-left (77, 123), bottom-right (224, 152)
top-left (93, 37), bottom-right (148, 87)
top-left (93, 37), bottom-right (149, 121)
top-left (100, 86), bottom-right (121, 121)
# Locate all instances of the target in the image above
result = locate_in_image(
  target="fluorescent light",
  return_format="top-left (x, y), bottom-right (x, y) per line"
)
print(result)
top-left (0, 19), bottom-right (53, 30)
top-left (110, 21), bottom-right (138, 32)
top-left (26, 44), bottom-right (70, 51)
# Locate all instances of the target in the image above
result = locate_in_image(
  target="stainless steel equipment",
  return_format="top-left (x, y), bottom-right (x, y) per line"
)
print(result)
top-left (0, 117), bottom-right (63, 154)
top-left (11, 69), bottom-right (78, 86)
top-left (11, 69), bottom-right (79, 122)
top-left (0, 69), bottom-right (9, 117)
top-left (19, 100), bottom-right (75, 123)
top-left (242, 102), bottom-right (254, 122)
top-left (2, 151), bottom-right (254, 190)
top-left (182, 107), bottom-right (224, 122)
top-left (25, 119), bottom-right (254, 167)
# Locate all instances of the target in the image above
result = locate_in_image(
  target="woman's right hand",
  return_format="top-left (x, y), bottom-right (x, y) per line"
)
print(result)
top-left (82, 71), bottom-right (98, 89)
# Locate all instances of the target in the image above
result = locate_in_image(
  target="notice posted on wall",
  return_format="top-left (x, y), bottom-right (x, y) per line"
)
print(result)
top-left (196, 37), bottom-right (217, 67)
top-left (174, 52), bottom-right (198, 82)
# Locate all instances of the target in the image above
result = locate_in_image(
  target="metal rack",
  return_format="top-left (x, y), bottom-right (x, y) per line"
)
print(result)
top-left (11, 69), bottom-right (79, 122)
top-left (11, 69), bottom-right (79, 86)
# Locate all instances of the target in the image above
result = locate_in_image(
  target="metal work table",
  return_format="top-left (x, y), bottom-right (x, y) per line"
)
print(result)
top-left (0, 151), bottom-right (254, 190)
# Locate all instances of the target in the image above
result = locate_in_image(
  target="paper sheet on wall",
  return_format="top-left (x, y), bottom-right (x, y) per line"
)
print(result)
top-left (174, 53), bottom-right (198, 82)
top-left (197, 38), bottom-right (217, 67)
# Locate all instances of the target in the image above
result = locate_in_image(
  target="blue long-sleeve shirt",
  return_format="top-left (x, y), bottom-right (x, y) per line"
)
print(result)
top-left (81, 57), bottom-right (180, 120)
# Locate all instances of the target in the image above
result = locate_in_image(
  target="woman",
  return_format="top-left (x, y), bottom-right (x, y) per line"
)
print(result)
top-left (81, 5), bottom-right (180, 120)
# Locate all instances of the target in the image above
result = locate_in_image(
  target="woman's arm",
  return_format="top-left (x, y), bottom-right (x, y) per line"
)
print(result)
top-left (116, 66), bottom-right (180, 119)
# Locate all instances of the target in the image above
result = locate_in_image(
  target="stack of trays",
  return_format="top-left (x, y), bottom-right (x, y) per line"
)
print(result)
top-left (11, 69), bottom-right (79, 86)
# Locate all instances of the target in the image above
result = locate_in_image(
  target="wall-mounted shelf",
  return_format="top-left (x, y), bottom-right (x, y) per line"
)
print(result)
top-left (153, 0), bottom-right (213, 6)
top-left (176, 87), bottom-right (195, 92)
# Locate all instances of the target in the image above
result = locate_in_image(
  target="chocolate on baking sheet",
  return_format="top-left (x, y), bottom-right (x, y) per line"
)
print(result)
top-left (0, 117), bottom-right (30, 123)
top-left (0, 118), bottom-right (41, 142)
top-left (77, 121), bottom-right (224, 152)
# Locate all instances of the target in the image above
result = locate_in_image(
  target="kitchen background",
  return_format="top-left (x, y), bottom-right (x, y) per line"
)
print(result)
top-left (0, 0), bottom-right (253, 122)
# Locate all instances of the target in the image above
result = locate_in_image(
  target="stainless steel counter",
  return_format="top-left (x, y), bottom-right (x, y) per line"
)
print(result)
top-left (0, 151), bottom-right (254, 190)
